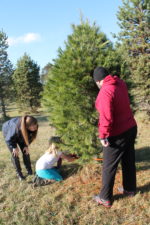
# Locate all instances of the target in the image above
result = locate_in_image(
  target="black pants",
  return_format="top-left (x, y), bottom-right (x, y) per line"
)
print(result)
top-left (7, 144), bottom-right (32, 176)
top-left (99, 126), bottom-right (137, 201)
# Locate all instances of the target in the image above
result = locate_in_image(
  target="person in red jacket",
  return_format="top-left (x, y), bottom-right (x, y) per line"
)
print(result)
top-left (93, 67), bottom-right (137, 208)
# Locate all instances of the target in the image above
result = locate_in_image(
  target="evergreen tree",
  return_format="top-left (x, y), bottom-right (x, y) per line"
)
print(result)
top-left (43, 20), bottom-right (122, 160)
top-left (116, 0), bottom-right (150, 114)
top-left (0, 30), bottom-right (13, 119)
top-left (40, 63), bottom-right (53, 84)
top-left (13, 53), bottom-right (42, 112)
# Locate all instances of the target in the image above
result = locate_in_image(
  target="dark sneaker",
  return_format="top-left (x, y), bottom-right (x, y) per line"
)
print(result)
top-left (17, 174), bottom-right (26, 181)
top-left (93, 195), bottom-right (112, 208)
top-left (27, 170), bottom-right (33, 175)
top-left (32, 175), bottom-right (45, 187)
top-left (32, 175), bottom-right (38, 183)
top-left (118, 187), bottom-right (136, 196)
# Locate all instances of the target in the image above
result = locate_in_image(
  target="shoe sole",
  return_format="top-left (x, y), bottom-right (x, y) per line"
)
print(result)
top-left (97, 200), bottom-right (112, 208)
top-left (93, 197), bottom-right (112, 208)
top-left (118, 187), bottom-right (135, 196)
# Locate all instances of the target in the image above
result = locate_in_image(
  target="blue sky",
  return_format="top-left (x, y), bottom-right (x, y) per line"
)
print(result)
top-left (1, 0), bottom-right (122, 69)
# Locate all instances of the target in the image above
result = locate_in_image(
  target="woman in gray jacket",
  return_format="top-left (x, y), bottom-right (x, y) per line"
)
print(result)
top-left (2, 115), bottom-right (38, 180)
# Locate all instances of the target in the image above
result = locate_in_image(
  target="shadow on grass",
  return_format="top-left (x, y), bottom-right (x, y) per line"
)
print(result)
top-left (60, 163), bottom-right (83, 179)
top-left (6, 106), bottom-right (18, 112)
top-left (114, 182), bottom-right (150, 201)
top-left (135, 147), bottom-right (150, 171)
top-left (32, 115), bottom-right (48, 123)
top-left (137, 182), bottom-right (150, 194)
top-left (136, 147), bottom-right (150, 162)
top-left (28, 163), bottom-right (82, 187)
top-left (136, 164), bottom-right (150, 171)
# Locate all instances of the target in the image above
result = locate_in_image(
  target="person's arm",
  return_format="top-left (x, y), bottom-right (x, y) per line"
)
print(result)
top-left (4, 123), bottom-right (20, 156)
top-left (12, 147), bottom-right (20, 157)
top-left (56, 158), bottom-right (62, 169)
top-left (100, 138), bottom-right (109, 147)
top-left (5, 123), bottom-right (18, 150)
top-left (96, 89), bottom-right (114, 141)
top-left (60, 153), bottom-right (77, 162)
top-left (23, 146), bottom-right (29, 155)
top-left (19, 128), bottom-right (29, 154)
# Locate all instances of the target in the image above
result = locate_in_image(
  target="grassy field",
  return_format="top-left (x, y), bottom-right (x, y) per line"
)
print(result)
top-left (0, 106), bottom-right (150, 225)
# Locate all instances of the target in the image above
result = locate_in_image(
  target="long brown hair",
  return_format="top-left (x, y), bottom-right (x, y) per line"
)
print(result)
top-left (20, 115), bottom-right (38, 146)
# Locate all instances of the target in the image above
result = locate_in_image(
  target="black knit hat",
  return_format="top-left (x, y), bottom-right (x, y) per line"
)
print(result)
top-left (93, 67), bottom-right (109, 82)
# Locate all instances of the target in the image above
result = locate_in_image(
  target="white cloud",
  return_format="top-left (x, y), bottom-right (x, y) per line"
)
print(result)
top-left (7, 33), bottom-right (41, 46)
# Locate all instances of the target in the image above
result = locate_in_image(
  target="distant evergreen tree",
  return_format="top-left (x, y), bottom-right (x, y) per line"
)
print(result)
top-left (13, 53), bottom-right (42, 112)
top-left (116, 0), bottom-right (150, 114)
top-left (43, 20), bottom-right (122, 160)
top-left (0, 30), bottom-right (13, 119)
top-left (40, 63), bottom-right (53, 85)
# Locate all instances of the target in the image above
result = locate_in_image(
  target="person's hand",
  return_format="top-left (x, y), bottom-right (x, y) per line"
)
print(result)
top-left (61, 153), bottom-right (79, 162)
top-left (68, 157), bottom-right (76, 162)
top-left (23, 147), bottom-right (29, 155)
top-left (12, 148), bottom-right (19, 157)
top-left (69, 154), bottom-right (79, 159)
top-left (100, 139), bottom-right (109, 147)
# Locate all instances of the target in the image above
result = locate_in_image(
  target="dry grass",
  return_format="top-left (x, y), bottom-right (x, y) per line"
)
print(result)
top-left (0, 106), bottom-right (150, 225)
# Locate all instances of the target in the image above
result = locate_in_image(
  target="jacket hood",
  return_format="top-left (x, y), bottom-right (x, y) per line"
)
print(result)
top-left (103, 75), bottom-right (119, 86)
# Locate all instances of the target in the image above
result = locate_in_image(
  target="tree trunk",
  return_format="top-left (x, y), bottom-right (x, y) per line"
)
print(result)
top-left (0, 96), bottom-right (7, 119)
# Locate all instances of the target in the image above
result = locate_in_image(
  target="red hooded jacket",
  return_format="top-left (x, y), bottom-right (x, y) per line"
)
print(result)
top-left (95, 75), bottom-right (137, 139)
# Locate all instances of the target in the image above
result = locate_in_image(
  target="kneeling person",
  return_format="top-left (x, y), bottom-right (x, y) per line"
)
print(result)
top-left (35, 136), bottom-right (77, 185)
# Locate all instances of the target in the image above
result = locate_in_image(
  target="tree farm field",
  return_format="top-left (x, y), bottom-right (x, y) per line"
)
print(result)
top-left (0, 106), bottom-right (150, 225)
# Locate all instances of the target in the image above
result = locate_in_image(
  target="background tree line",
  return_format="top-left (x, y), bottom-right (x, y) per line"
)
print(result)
top-left (0, 32), bottom-right (42, 118)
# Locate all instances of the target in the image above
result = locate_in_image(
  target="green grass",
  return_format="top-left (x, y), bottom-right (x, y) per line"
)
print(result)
top-left (0, 106), bottom-right (150, 225)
